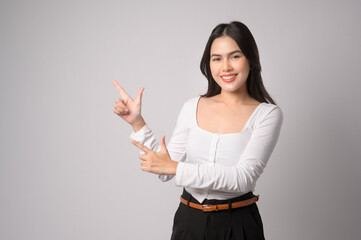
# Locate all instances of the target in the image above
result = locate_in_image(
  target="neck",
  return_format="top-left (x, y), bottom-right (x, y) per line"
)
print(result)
top-left (217, 87), bottom-right (252, 105)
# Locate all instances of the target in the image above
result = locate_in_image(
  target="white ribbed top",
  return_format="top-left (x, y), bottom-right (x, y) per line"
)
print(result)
top-left (130, 96), bottom-right (283, 203)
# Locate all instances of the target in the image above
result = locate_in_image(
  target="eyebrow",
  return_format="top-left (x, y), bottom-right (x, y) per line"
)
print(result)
top-left (211, 50), bottom-right (242, 57)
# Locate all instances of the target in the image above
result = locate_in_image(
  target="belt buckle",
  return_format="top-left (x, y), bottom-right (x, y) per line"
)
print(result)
top-left (201, 204), bottom-right (211, 212)
top-left (201, 204), bottom-right (218, 212)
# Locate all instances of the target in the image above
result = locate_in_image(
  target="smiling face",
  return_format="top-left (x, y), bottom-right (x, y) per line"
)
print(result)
top-left (209, 35), bottom-right (251, 94)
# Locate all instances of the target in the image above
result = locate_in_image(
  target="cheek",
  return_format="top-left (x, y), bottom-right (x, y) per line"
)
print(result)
top-left (241, 60), bottom-right (251, 71)
top-left (238, 68), bottom-right (250, 80)
top-left (209, 62), bottom-right (215, 72)
top-left (243, 71), bottom-right (250, 81)
top-left (236, 66), bottom-right (250, 78)
top-left (209, 63), bottom-right (218, 78)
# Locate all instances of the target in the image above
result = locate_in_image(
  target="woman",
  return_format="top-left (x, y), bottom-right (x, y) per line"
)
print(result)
top-left (112, 21), bottom-right (283, 240)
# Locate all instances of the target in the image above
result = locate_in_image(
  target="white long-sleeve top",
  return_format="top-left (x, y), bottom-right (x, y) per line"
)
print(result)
top-left (129, 96), bottom-right (283, 203)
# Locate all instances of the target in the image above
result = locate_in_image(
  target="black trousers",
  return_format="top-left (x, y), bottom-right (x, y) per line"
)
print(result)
top-left (170, 188), bottom-right (265, 240)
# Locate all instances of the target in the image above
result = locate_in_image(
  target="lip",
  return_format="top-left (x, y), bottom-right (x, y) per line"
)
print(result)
top-left (221, 74), bottom-right (237, 82)
top-left (222, 73), bottom-right (237, 77)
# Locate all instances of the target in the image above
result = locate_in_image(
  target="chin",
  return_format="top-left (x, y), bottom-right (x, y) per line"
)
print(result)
top-left (220, 86), bottom-right (241, 93)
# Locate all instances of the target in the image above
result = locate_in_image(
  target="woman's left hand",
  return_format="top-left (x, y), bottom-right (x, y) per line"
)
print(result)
top-left (130, 136), bottom-right (179, 175)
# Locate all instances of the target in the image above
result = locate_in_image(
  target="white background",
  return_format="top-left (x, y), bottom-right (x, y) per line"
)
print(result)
top-left (1, 0), bottom-right (360, 239)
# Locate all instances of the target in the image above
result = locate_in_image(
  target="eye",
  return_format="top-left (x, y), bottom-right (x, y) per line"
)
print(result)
top-left (232, 55), bottom-right (241, 59)
top-left (212, 58), bottom-right (221, 62)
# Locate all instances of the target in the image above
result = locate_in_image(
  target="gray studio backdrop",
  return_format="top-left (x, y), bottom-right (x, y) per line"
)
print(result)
top-left (1, 0), bottom-right (360, 239)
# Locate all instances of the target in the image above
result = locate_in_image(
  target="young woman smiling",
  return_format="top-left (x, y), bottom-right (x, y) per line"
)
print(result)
top-left (113, 21), bottom-right (283, 240)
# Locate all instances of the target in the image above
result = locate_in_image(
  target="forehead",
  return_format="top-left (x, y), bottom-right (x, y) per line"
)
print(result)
top-left (210, 36), bottom-right (240, 54)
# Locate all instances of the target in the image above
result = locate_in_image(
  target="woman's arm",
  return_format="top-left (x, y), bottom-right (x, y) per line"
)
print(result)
top-left (131, 117), bottom-right (147, 133)
top-left (129, 101), bottom-right (190, 182)
top-left (112, 80), bottom-right (189, 179)
top-left (174, 106), bottom-right (283, 192)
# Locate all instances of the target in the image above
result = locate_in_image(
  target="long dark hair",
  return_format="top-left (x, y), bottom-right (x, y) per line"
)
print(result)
top-left (200, 21), bottom-right (276, 105)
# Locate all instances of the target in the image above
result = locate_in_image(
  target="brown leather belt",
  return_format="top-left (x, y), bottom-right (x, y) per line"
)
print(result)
top-left (180, 195), bottom-right (259, 212)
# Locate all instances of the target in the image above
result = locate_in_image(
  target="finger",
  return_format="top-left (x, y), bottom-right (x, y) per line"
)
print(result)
top-left (160, 136), bottom-right (167, 153)
top-left (114, 107), bottom-right (127, 115)
top-left (113, 107), bottom-right (119, 114)
top-left (135, 88), bottom-right (144, 104)
top-left (112, 80), bottom-right (131, 99)
top-left (114, 104), bottom-right (129, 113)
top-left (120, 98), bottom-right (129, 107)
top-left (114, 103), bottom-right (128, 114)
top-left (139, 154), bottom-right (147, 161)
top-left (131, 139), bottom-right (150, 153)
top-left (115, 99), bottom-right (129, 111)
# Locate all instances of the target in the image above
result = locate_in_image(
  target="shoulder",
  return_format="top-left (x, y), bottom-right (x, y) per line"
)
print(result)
top-left (184, 96), bottom-right (201, 106)
top-left (261, 102), bottom-right (283, 115)
top-left (175, 96), bottom-right (200, 120)
top-left (180, 96), bottom-right (201, 112)
top-left (255, 102), bottom-right (284, 126)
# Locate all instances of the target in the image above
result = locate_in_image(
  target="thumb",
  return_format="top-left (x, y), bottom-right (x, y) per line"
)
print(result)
top-left (135, 87), bottom-right (144, 104)
top-left (160, 136), bottom-right (167, 153)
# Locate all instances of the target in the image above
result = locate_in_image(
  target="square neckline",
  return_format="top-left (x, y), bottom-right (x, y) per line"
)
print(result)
top-left (194, 95), bottom-right (265, 136)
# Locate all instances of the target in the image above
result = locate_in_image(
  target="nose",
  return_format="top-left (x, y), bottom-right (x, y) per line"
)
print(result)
top-left (222, 59), bottom-right (232, 72)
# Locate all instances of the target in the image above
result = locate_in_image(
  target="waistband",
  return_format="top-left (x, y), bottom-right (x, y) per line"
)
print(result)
top-left (181, 188), bottom-right (256, 205)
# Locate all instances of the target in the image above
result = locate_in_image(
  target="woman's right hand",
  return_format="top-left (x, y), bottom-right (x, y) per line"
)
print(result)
top-left (112, 80), bottom-right (144, 126)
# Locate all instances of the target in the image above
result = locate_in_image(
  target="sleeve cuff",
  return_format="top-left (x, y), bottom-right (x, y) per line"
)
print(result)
top-left (175, 161), bottom-right (185, 187)
top-left (129, 124), bottom-right (151, 141)
top-left (158, 174), bottom-right (174, 182)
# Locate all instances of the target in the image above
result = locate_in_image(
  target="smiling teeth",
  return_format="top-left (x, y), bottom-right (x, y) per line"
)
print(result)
top-left (222, 75), bottom-right (236, 79)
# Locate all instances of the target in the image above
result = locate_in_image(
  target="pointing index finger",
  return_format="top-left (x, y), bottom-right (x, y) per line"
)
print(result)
top-left (131, 139), bottom-right (150, 153)
top-left (112, 80), bottom-right (131, 99)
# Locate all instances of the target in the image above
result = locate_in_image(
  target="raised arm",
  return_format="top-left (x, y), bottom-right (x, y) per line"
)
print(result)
top-left (174, 106), bottom-right (283, 193)
top-left (112, 80), bottom-right (145, 128)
